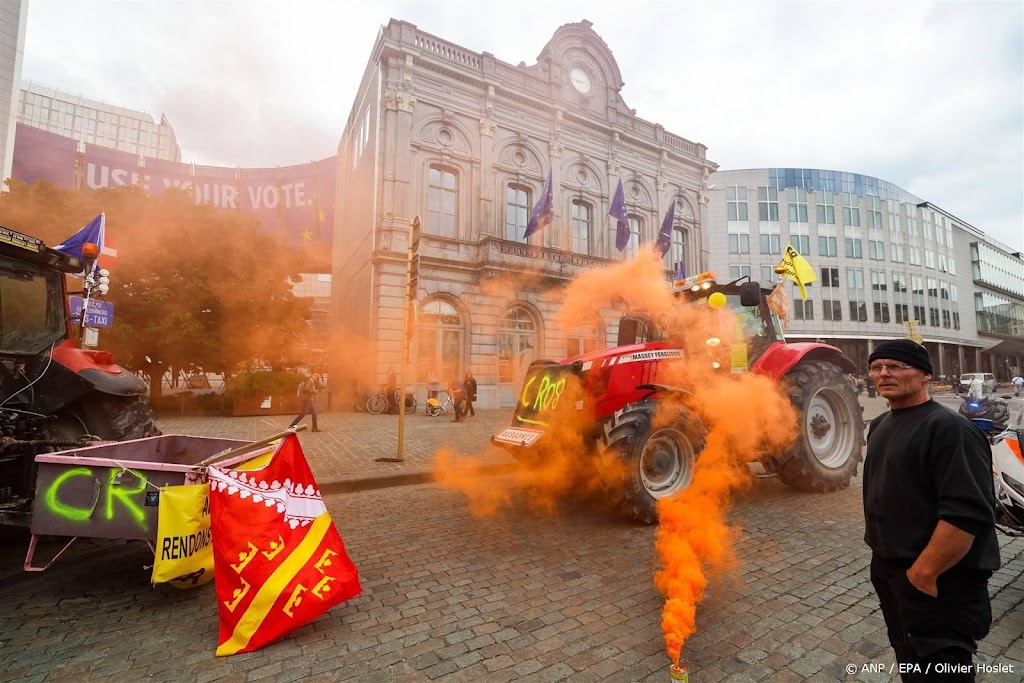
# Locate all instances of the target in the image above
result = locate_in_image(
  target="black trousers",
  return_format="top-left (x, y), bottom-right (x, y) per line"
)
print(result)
top-left (870, 555), bottom-right (991, 682)
top-left (465, 398), bottom-right (475, 416)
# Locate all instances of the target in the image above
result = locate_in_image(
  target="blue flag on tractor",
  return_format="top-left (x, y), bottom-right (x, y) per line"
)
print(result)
top-left (610, 179), bottom-right (630, 251)
top-left (524, 170), bottom-right (553, 240)
top-left (53, 213), bottom-right (106, 275)
top-left (656, 201), bottom-right (676, 256)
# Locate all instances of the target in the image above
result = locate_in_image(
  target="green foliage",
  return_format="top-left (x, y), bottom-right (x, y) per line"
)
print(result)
top-left (224, 371), bottom-right (307, 398)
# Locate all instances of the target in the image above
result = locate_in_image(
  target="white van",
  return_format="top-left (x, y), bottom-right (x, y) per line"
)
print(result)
top-left (959, 373), bottom-right (997, 395)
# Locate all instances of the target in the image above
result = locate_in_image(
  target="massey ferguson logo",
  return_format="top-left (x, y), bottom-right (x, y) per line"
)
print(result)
top-left (619, 349), bottom-right (684, 363)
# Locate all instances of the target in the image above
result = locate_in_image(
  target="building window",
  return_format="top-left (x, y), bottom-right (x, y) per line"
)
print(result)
top-left (623, 215), bottom-right (641, 260)
top-left (927, 278), bottom-right (938, 298)
top-left (942, 310), bottom-right (951, 329)
top-left (818, 236), bottom-right (838, 257)
top-left (849, 300), bottom-right (868, 322)
top-left (727, 186), bottom-right (748, 221)
top-left (815, 191), bottom-right (836, 224)
top-left (871, 270), bottom-right (888, 291)
top-left (498, 306), bottom-right (538, 384)
top-left (759, 233), bottom-right (781, 255)
top-left (842, 193), bottom-right (860, 226)
top-left (787, 188), bottom-right (808, 223)
top-left (427, 166), bottom-right (457, 238)
top-left (728, 233), bottom-right (750, 254)
top-left (821, 267), bottom-right (840, 287)
top-left (905, 205), bottom-right (918, 236)
top-left (790, 234), bottom-right (811, 255)
top-left (925, 250), bottom-right (935, 269)
top-left (866, 196), bottom-right (882, 229)
top-left (416, 299), bottom-right (463, 382)
top-left (889, 243), bottom-right (904, 263)
top-left (873, 302), bottom-right (891, 323)
top-left (506, 184), bottom-right (530, 241)
top-left (892, 272), bottom-right (907, 293)
top-left (729, 265), bottom-right (752, 280)
top-left (909, 246), bottom-right (921, 266)
top-left (823, 300), bottom-right (842, 321)
top-left (566, 322), bottom-right (602, 358)
top-left (953, 312), bottom-right (960, 330)
top-left (914, 304), bottom-right (927, 324)
top-left (894, 303), bottom-right (909, 324)
top-left (886, 201), bottom-right (901, 233)
top-left (757, 187), bottom-right (779, 221)
top-left (847, 268), bottom-right (864, 290)
top-left (929, 307), bottom-right (939, 326)
top-left (670, 228), bottom-right (687, 276)
top-left (761, 265), bottom-right (778, 284)
top-left (844, 238), bottom-right (862, 259)
top-left (794, 294), bottom-right (813, 320)
top-left (571, 200), bottom-right (592, 254)
top-left (869, 240), bottom-right (884, 260)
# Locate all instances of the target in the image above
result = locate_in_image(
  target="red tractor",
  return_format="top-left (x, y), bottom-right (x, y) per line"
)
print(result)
top-left (492, 272), bottom-right (864, 524)
top-left (0, 226), bottom-right (159, 527)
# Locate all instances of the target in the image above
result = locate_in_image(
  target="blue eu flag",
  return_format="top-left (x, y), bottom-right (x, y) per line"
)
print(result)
top-left (610, 179), bottom-right (630, 251)
top-left (524, 170), bottom-right (553, 239)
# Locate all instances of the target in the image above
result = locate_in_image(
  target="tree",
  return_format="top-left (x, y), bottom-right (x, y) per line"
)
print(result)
top-left (0, 180), bottom-right (314, 402)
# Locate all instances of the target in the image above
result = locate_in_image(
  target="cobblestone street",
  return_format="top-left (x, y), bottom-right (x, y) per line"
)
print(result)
top-left (2, 394), bottom-right (1023, 682)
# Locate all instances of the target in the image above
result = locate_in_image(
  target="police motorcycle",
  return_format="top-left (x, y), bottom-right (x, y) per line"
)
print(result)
top-left (969, 406), bottom-right (1024, 537)
top-left (958, 392), bottom-right (1010, 431)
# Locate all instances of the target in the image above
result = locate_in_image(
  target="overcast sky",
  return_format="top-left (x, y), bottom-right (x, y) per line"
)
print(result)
top-left (22, 0), bottom-right (1023, 251)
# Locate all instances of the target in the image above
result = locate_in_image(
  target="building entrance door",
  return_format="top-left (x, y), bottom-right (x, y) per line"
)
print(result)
top-left (498, 307), bottom-right (538, 408)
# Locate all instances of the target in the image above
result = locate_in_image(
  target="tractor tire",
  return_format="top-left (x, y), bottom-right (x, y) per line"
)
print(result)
top-left (776, 361), bottom-right (864, 492)
top-left (52, 394), bottom-right (161, 443)
top-left (599, 400), bottom-right (706, 525)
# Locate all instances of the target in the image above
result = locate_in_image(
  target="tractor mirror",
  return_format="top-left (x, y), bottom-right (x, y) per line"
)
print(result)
top-left (739, 281), bottom-right (761, 307)
top-left (617, 317), bottom-right (639, 345)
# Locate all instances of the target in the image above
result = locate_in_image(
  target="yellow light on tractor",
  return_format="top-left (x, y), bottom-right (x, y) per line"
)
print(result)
top-left (82, 243), bottom-right (99, 260)
top-left (674, 270), bottom-right (719, 290)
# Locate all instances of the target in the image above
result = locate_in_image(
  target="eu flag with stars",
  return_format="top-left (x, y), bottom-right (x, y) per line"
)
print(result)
top-left (610, 179), bottom-right (629, 251)
top-left (655, 201), bottom-right (676, 256)
top-left (53, 213), bottom-right (105, 275)
top-left (524, 170), bottom-right (553, 239)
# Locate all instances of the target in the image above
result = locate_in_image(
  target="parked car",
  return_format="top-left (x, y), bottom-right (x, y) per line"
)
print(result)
top-left (959, 372), bottom-right (997, 395)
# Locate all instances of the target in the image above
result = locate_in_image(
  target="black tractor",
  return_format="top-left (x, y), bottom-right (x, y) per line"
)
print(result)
top-left (0, 226), bottom-right (159, 526)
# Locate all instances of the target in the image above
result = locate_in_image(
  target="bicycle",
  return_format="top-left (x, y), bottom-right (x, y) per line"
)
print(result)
top-left (367, 385), bottom-right (418, 415)
top-left (425, 390), bottom-right (452, 417)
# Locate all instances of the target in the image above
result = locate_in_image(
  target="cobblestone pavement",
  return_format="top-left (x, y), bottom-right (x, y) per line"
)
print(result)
top-left (2, 393), bottom-right (1024, 682)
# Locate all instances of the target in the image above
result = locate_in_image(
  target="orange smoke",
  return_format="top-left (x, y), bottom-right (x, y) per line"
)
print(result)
top-left (433, 245), bottom-right (799, 666)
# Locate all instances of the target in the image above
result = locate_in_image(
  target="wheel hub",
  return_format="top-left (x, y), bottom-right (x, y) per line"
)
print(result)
top-left (810, 413), bottom-right (831, 439)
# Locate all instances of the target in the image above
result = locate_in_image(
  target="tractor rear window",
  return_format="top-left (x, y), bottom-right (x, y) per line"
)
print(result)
top-left (513, 363), bottom-right (583, 428)
top-left (0, 262), bottom-right (65, 354)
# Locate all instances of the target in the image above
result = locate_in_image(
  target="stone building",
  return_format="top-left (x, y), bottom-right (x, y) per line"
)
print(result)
top-left (331, 19), bottom-right (715, 408)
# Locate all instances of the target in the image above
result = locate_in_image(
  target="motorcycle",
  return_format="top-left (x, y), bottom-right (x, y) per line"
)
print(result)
top-left (969, 407), bottom-right (1024, 537)
top-left (958, 393), bottom-right (1010, 431)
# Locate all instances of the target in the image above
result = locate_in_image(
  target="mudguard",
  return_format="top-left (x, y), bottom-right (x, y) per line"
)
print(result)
top-left (49, 339), bottom-right (148, 398)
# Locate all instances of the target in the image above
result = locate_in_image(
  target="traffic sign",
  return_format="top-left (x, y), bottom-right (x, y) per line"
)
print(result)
top-left (69, 296), bottom-right (115, 327)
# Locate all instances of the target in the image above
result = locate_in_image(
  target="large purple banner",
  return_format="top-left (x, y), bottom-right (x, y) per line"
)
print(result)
top-left (9, 126), bottom-right (335, 249)
top-left (11, 123), bottom-right (77, 188)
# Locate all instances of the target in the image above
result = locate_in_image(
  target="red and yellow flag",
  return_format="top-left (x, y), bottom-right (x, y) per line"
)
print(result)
top-left (208, 434), bottom-right (360, 656)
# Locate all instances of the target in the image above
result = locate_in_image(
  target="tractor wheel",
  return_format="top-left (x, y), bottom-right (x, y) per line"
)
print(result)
top-left (776, 361), bottom-right (864, 492)
top-left (599, 400), bottom-right (706, 525)
top-left (51, 395), bottom-right (161, 443)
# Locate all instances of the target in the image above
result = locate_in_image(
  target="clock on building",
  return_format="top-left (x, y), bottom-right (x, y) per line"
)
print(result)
top-left (569, 67), bottom-right (592, 95)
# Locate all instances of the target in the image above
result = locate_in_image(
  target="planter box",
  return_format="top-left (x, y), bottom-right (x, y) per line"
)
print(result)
top-left (231, 394), bottom-right (301, 417)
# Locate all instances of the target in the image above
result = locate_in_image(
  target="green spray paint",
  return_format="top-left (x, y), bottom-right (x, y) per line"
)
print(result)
top-left (43, 467), bottom-right (97, 522)
top-left (106, 468), bottom-right (148, 528)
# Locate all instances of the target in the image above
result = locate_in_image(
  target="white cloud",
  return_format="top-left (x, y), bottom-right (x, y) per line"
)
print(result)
top-left (22, 0), bottom-right (1023, 250)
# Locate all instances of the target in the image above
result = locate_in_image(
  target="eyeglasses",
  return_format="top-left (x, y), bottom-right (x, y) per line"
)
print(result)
top-left (867, 363), bottom-right (913, 375)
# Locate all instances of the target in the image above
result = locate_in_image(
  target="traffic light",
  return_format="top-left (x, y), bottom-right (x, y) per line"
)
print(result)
top-left (407, 217), bottom-right (420, 303)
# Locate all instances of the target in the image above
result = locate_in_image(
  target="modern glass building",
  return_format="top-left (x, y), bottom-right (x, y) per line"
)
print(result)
top-left (707, 168), bottom-right (1024, 379)
top-left (0, 0), bottom-right (29, 183)
top-left (18, 81), bottom-right (181, 161)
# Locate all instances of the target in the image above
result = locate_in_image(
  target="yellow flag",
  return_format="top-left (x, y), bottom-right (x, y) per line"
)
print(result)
top-left (778, 243), bottom-right (817, 300)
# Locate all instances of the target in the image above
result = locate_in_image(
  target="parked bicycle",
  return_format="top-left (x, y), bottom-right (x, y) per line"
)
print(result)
top-left (425, 390), bottom-right (452, 417)
top-left (366, 385), bottom-right (417, 415)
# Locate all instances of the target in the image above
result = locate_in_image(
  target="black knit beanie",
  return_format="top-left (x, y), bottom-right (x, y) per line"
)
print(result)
top-left (868, 339), bottom-right (932, 374)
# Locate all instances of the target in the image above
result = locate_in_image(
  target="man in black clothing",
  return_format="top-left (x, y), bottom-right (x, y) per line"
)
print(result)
top-left (863, 339), bottom-right (999, 682)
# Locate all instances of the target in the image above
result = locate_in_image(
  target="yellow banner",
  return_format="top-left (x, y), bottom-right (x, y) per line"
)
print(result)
top-left (778, 243), bottom-right (817, 301)
top-left (152, 484), bottom-right (214, 589)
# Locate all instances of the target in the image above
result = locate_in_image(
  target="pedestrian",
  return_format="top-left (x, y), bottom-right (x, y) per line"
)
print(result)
top-left (464, 371), bottom-right (477, 417)
top-left (967, 374), bottom-right (985, 400)
top-left (1012, 374), bottom-right (1023, 398)
top-left (289, 371), bottom-right (322, 432)
top-left (447, 376), bottom-right (466, 422)
top-left (863, 340), bottom-right (998, 682)
top-left (427, 369), bottom-right (440, 401)
top-left (385, 366), bottom-right (397, 415)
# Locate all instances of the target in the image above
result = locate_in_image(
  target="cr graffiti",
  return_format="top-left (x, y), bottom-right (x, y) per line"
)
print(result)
top-left (42, 466), bottom-right (150, 530)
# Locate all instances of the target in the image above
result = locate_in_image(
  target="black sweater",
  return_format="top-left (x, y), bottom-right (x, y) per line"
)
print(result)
top-left (863, 399), bottom-right (1000, 572)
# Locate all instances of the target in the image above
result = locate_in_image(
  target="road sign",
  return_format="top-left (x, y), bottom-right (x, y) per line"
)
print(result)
top-left (69, 296), bottom-right (115, 327)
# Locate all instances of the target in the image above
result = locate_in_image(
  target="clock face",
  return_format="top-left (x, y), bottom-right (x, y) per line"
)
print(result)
top-left (570, 67), bottom-right (592, 94)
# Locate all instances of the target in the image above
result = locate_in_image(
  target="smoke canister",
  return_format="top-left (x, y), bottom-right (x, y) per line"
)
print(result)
top-left (670, 664), bottom-right (689, 682)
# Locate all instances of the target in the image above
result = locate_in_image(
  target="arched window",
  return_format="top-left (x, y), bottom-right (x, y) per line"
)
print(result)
top-left (427, 165), bottom-right (457, 238)
top-left (571, 200), bottom-right (592, 254)
top-left (416, 299), bottom-right (463, 382)
top-left (622, 215), bottom-right (642, 260)
top-left (670, 228), bottom-right (687, 277)
top-left (506, 184), bottom-right (530, 241)
top-left (567, 321), bottom-right (603, 357)
top-left (497, 306), bottom-right (537, 385)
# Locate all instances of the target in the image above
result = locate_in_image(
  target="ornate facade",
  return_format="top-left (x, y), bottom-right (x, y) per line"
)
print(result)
top-left (331, 19), bottom-right (715, 408)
